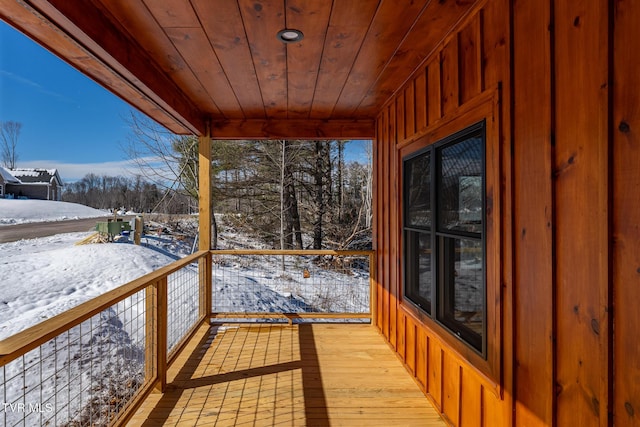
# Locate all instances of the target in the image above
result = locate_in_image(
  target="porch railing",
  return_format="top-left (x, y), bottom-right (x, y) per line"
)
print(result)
top-left (0, 251), bottom-right (209, 427)
top-left (0, 249), bottom-right (374, 426)
top-left (210, 249), bottom-right (375, 322)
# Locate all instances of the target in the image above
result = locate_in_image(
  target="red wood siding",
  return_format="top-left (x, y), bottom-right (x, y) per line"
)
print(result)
top-left (374, 1), bottom-right (511, 425)
top-left (373, 0), bottom-right (635, 425)
top-left (613, 1), bottom-right (640, 426)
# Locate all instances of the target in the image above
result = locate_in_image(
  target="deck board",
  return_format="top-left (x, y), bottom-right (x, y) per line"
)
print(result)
top-left (128, 323), bottom-right (445, 426)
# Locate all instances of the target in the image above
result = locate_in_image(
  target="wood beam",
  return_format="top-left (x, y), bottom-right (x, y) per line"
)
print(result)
top-left (210, 119), bottom-right (376, 140)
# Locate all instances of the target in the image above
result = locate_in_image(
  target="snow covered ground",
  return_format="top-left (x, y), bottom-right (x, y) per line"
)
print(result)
top-left (0, 201), bottom-right (371, 337)
top-left (0, 204), bottom-right (371, 426)
top-left (0, 232), bottom-right (180, 340)
top-left (0, 199), bottom-right (109, 225)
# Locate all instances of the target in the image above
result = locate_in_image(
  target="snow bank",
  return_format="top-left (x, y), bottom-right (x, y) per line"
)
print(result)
top-left (0, 232), bottom-right (177, 340)
top-left (0, 199), bottom-right (109, 225)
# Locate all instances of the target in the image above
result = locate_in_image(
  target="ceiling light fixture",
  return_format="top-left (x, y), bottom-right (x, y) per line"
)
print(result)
top-left (277, 28), bottom-right (304, 43)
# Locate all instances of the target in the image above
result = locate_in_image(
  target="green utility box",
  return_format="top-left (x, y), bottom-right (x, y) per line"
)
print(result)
top-left (95, 219), bottom-right (131, 241)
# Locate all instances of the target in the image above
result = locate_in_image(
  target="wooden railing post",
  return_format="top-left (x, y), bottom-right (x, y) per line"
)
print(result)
top-left (145, 279), bottom-right (167, 393)
top-left (199, 252), bottom-right (212, 319)
top-left (144, 283), bottom-right (157, 383)
top-left (156, 277), bottom-right (168, 392)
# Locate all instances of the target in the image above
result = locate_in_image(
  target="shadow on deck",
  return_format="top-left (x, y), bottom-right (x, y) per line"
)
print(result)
top-left (128, 323), bottom-right (445, 426)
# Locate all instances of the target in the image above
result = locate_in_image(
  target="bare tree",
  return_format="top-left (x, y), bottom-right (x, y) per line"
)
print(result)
top-left (123, 112), bottom-right (192, 190)
top-left (363, 141), bottom-right (373, 229)
top-left (336, 140), bottom-right (345, 222)
top-left (311, 140), bottom-right (332, 249)
top-left (254, 140), bottom-right (304, 249)
top-left (0, 121), bottom-right (21, 169)
top-left (123, 111), bottom-right (218, 247)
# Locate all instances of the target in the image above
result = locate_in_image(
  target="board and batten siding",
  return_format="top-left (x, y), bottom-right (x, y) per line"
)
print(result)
top-left (374, 1), bottom-right (512, 425)
top-left (373, 0), bottom-right (639, 425)
top-left (613, 1), bottom-right (640, 426)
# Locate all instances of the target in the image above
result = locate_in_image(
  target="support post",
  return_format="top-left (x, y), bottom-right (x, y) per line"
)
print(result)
top-left (198, 125), bottom-right (213, 318)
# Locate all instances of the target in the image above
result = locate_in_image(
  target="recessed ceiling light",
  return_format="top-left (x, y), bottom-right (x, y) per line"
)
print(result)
top-left (277, 29), bottom-right (304, 44)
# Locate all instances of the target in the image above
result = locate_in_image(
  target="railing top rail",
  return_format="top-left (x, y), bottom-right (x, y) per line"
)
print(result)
top-left (0, 250), bottom-right (208, 367)
top-left (210, 249), bottom-right (374, 256)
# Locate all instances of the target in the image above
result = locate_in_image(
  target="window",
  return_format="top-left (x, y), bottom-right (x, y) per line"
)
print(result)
top-left (403, 121), bottom-right (485, 354)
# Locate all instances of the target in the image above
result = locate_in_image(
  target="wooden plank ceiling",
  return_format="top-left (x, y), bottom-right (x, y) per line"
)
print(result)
top-left (0, 0), bottom-right (477, 138)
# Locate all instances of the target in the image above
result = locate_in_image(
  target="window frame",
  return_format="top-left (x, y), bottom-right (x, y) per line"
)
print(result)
top-left (398, 95), bottom-right (502, 385)
top-left (403, 121), bottom-right (487, 355)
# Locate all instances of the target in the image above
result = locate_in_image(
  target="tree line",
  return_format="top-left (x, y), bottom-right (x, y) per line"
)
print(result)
top-left (62, 173), bottom-right (193, 214)
top-left (4, 112), bottom-right (373, 250)
top-left (64, 137), bottom-right (373, 251)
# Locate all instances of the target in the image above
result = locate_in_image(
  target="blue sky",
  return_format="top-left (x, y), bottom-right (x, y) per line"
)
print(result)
top-left (0, 21), bottom-right (137, 180)
top-left (0, 21), bottom-right (369, 182)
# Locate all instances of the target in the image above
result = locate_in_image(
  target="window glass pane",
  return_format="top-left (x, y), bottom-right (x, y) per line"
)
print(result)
top-left (438, 236), bottom-right (483, 351)
top-left (405, 151), bottom-right (431, 229)
top-left (404, 231), bottom-right (432, 313)
top-left (438, 136), bottom-right (483, 233)
top-left (417, 233), bottom-right (432, 310)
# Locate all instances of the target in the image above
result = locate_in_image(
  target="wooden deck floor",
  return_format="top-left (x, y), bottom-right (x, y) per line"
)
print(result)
top-left (128, 323), bottom-right (445, 426)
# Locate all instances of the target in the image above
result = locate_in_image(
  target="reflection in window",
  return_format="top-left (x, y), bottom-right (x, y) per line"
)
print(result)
top-left (438, 237), bottom-right (483, 350)
top-left (405, 231), bottom-right (432, 313)
top-left (405, 151), bottom-right (431, 229)
top-left (438, 137), bottom-right (483, 234)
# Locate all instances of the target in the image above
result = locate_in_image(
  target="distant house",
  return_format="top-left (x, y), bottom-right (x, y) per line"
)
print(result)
top-left (1, 168), bottom-right (64, 201)
top-left (0, 166), bottom-right (21, 198)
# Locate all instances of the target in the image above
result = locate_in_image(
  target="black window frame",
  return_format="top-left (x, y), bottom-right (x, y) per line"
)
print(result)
top-left (402, 120), bottom-right (487, 356)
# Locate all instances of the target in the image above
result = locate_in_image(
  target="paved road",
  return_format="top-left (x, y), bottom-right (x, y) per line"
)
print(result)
top-left (0, 216), bottom-right (129, 243)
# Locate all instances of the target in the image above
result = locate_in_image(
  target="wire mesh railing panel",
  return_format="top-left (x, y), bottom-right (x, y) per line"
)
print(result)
top-left (211, 252), bottom-right (371, 318)
top-left (167, 262), bottom-right (200, 355)
top-left (1, 289), bottom-right (147, 427)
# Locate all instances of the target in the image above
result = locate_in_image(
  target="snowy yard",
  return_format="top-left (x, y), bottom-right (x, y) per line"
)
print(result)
top-left (0, 199), bottom-right (109, 225)
top-left (0, 232), bottom-right (181, 340)
top-left (0, 202), bottom-right (371, 426)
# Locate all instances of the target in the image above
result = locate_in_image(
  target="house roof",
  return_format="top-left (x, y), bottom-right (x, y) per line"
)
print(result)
top-left (0, 166), bottom-right (21, 184)
top-left (9, 169), bottom-right (63, 186)
top-left (0, 0), bottom-right (478, 139)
